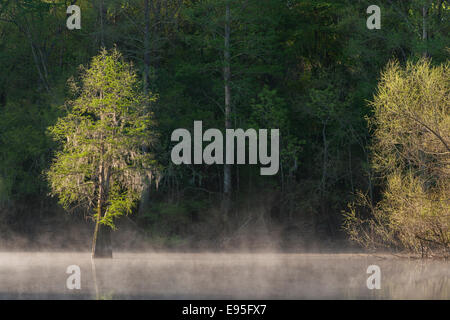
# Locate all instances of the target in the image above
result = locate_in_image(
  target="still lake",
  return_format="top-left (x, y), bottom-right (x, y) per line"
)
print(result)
top-left (0, 252), bottom-right (448, 299)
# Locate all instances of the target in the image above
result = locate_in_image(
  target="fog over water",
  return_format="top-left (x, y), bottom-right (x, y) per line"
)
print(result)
top-left (0, 252), bottom-right (448, 299)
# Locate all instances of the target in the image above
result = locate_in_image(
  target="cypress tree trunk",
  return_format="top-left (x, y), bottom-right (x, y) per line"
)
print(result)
top-left (92, 205), bottom-right (113, 258)
top-left (91, 160), bottom-right (112, 258)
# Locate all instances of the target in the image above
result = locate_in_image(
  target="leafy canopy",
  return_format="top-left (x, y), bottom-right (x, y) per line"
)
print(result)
top-left (47, 48), bottom-right (157, 228)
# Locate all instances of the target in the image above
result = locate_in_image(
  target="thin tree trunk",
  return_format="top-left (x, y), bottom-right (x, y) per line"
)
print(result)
top-left (29, 41), bottom-right (49, 92)
top-left (154, 0), bottom-right (161, 71)
top-left (25, 27), bottom-right (49, 92)
top-left (320, 119), bottom-right (335, 237)
top-left (91, 199), bottom-right (102, 257)
top-left (422, 5), bottom-right (428, 57)
top-left (94, 0), bottom-right (105, 48)
top-left (143, 0), bottom-right (150, 93)
top-left (321, 120), bottom-right (328, 196)
top-left (91, 162), bottom-right (104, 258)
top-left (138, 0), bottom-right (152, 217)
top-left (222, 1), bottom-right (231, 224)
top-left (100, 0), bottom-right (104, 47)
top-left (348, 143), bottom-right (354, 193)
top-left (437, 0), bottom-right (443, 24)
top-left (92, 140), bottom-right (112, 258)
top-left (366, 152), bottom-right (374, 206)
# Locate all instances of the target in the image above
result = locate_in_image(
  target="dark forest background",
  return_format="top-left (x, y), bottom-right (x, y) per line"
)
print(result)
top-left (0, 0), bottom-right (448, 252)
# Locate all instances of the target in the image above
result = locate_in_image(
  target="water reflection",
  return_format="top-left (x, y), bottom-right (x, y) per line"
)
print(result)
top-left (0, 252), bottom-right (448, 299)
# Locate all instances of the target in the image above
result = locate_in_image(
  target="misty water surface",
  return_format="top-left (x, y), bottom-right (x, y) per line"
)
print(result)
top-left (0, 252), bottom-right (448, 299)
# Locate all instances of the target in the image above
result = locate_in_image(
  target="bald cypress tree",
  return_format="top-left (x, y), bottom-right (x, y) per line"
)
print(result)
top-left (47, 48), bottom-right (158, 258)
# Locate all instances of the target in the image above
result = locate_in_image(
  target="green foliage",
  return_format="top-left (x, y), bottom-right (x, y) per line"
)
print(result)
top-left (0, 100), bottom-right (57, 202)
top-left (47, 48), bottom-right (158, 228)
top-left (0, 0), bottom-right (449, 250)
top-left (344, 59), bottom-right (450, 254)
top-left (371, 59), bottom-right (449, 178)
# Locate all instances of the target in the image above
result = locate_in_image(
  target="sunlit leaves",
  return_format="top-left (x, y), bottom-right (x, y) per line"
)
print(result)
top-left (47, 48), bottom-right (158, 227)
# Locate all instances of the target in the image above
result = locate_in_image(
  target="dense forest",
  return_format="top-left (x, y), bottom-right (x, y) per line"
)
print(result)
top-left (0, 0), bottom-right (448, 256)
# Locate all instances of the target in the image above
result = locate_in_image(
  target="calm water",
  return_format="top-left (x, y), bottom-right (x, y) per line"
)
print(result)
top-left (0, 252), bottom-right (448, 299)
